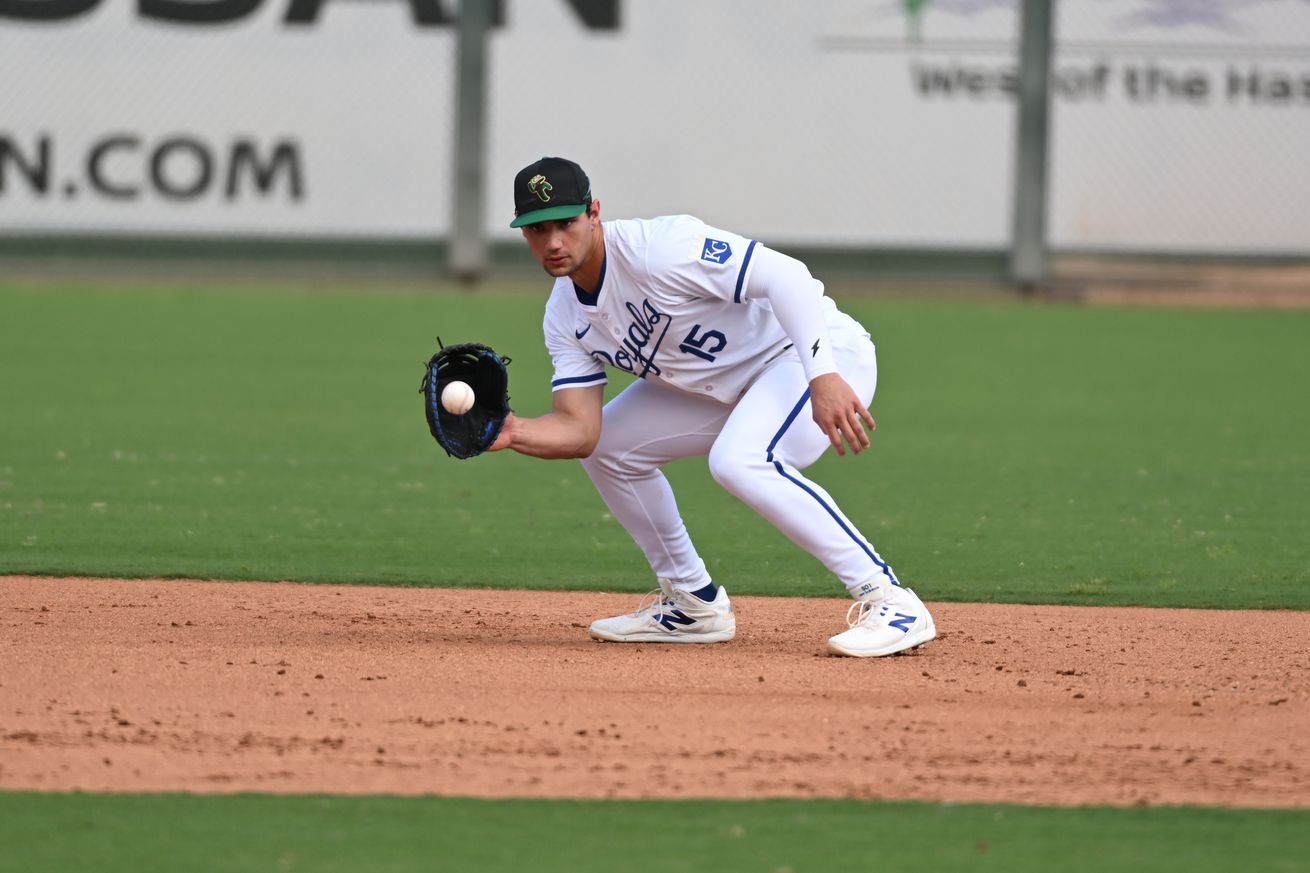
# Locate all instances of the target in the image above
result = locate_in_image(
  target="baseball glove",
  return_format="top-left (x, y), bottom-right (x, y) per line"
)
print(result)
top-left (419, 339), bottom-right (512, 459)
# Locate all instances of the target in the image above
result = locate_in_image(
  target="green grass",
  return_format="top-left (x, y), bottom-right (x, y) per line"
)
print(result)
top-left (2, 283), bottom-right (1306, 870)
top-left (1, 283), bottom-right (1307, 607)
top-left (1, 793), bottom-right (1305, 873)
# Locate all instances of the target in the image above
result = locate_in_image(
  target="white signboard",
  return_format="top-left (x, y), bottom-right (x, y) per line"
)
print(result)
top-left (1, 0), bottom-right (1307, 252)
top-left (0, 0), bottom-right (457, 237)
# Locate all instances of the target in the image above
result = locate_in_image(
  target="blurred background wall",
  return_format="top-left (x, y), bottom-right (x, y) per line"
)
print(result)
top-left (2, 0), bottom-right (1307, 291)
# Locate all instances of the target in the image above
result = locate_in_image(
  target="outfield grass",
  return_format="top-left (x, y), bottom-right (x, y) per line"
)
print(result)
top-left (3, 282), bottom-right (1306, 870)
top-left (1, 792), bottom-right (1306, 873)
top-left (1, 283), bottom-right (1307, 608)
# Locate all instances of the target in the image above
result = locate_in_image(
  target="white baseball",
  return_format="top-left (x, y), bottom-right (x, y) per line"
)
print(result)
top-left (441, 380), bottom-right (475, 415)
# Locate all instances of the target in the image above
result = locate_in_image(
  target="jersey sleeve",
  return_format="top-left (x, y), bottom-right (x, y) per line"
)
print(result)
top-left (744, 244), bottom-right (839, 382)
top-left (643, 216), bottom-right (760, 305)
top-left (542, 287), bottom-right (608, 393)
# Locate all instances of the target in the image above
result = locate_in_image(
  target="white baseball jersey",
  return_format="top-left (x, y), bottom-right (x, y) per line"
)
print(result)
top-left (543, 215), bottom-right (860, 403)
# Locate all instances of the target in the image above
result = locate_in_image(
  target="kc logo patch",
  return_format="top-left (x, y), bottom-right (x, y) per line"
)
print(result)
top-left (701, 238), bottom-right (733, 264)
top-left (528, 174), bottom-right (553, 202)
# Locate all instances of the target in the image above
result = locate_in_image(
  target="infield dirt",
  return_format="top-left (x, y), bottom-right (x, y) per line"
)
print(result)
top-left (2, 576), bottom-right (1306, 808)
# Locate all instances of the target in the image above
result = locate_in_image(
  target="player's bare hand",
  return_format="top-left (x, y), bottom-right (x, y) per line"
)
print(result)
top-left (487, 413), bottom-right (517, 452)
top-left (809, 373), bottom-right (875, 457)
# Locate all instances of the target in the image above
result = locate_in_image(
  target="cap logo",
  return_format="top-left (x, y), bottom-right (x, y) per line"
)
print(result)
top-left (528, 174), bottom-right (553, 203)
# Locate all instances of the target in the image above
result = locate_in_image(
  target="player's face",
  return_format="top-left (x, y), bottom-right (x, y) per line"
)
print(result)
top-left (521, 202), bottom-right (601, 279)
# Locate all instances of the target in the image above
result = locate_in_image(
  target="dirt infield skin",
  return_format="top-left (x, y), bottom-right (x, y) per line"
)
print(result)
top-left (1, 576), bottom-right (1307, 808)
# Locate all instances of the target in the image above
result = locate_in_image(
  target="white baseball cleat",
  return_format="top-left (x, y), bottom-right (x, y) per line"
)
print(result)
top-left (589, 580), bottom-right (736, 643)
top-left (826, 584), bottom-right (936, 657)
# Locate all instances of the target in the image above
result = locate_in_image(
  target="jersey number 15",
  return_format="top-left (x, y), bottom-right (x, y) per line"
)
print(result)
top-left (679, 324), bottom-right (727, 362)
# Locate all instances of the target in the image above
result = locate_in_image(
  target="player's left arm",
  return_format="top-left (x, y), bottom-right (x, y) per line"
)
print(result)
top-left (747, 247), bottom-right (875, 456)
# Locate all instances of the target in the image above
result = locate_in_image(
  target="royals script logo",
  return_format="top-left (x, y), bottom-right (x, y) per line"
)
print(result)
top-left (589, 299), bottom-right (671, 379)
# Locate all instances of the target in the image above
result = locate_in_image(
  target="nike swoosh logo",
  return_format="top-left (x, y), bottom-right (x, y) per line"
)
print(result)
top-left (575, 325), bottom-right (591, 340)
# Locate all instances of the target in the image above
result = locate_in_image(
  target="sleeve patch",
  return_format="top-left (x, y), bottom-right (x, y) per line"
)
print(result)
top-left (700, 238), bottom-right (733, 265)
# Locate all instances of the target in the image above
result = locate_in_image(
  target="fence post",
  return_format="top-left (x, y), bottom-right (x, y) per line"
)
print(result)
top-left (450, 0), bottom-right (493, 283)
top-left (1010, 0), bottom-right (1054, 291)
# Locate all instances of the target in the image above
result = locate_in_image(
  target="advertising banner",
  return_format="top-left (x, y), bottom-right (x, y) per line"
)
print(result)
top-left (1, 0), bottom-right (1307, 252)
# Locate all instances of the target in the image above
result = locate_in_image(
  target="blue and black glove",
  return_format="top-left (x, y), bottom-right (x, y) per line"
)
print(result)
top-left (420, 339), bottom-right (511, 459)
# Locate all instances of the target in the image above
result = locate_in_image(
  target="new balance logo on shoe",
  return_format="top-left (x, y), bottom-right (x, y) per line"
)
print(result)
top-left (888, 613), bottom-right (917, 633)
top-left (655, 609), bottom-right (697, 631)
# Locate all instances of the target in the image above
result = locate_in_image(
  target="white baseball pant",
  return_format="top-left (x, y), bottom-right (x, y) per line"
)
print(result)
top-left (578, 332), bottom-right (899, 597)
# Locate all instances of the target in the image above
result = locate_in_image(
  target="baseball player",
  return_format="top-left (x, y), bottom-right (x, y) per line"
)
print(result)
top-left (490, 156), bottom-right (935, 657)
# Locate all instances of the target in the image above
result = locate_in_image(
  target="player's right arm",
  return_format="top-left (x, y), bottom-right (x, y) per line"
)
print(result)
top-left (489, 385), bottom-right (603, 459)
